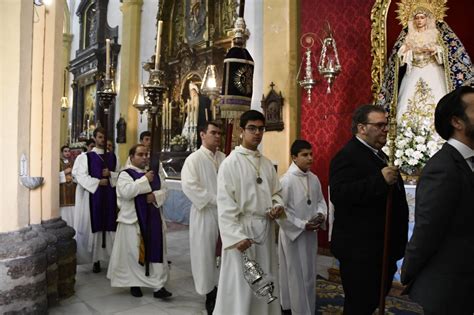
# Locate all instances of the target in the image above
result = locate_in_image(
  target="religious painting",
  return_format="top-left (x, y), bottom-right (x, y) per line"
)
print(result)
top-left (261, 83), bottom-right (284, 132)
top-left (185, 0), bottom-right (207, 45)
top-left (83, 84), bottom-right (96, 139)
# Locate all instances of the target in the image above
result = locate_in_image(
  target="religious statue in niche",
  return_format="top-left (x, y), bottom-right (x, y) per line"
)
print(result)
top-left (376, 0), bottom-right (473, 176)
top-left (261, 82), bottom-right (284, 132)
top-left (116, 116), bottom-right (126, 143)
top-left (181, 81), bottom-right (211, 150)
top-left (185, 0), bottom-right (207, 45)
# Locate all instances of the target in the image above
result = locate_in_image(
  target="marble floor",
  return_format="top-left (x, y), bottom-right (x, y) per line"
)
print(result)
top-left (49, 225), bottom-right (335, 315)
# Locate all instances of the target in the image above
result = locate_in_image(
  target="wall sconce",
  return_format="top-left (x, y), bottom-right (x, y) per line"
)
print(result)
top-left (297, 23), bottom-right (341, 101)
top-left (201, 64), bottom-right (220, 119)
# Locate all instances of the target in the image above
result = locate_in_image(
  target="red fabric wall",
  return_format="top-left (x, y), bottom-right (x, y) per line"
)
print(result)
top-left (300, 0), bottom-right (375, 248)
top-left (300, 0), bottom-right (473, 249)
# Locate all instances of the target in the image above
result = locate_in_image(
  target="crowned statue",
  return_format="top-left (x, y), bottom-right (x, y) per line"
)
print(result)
top-left (378, 0), bottom-right (473, 176)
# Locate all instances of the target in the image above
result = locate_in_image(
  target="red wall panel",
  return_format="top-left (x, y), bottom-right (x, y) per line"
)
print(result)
top-left (300, 0), bottom-right (375, 248)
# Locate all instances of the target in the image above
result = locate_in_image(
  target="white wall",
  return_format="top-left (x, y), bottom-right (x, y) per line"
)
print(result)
top-left (245, 0), bottom-right (264, 112)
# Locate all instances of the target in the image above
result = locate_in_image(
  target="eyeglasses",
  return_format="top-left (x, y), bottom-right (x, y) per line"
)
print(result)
top-left (244, 125), bottom-right (266, 134)
top-left (364, 122), bottom-right (389, 129)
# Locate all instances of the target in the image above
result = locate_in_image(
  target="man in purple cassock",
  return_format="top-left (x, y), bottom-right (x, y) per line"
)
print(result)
top-left (107, 144), bottom-right (172, 299)
top-left (72, 127), bottom-right (118, 273)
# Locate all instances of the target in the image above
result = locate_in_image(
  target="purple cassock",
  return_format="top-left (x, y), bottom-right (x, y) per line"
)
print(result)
top-left (87, 151), bottom-right (118, 234)
top-left (123, 168), bottom-right (164, 266)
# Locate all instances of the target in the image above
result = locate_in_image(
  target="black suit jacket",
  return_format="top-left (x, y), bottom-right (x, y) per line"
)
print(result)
top-left (329, 137), bottom-right (409, 262)
top-left (401, 143), bottom-right (474, 304)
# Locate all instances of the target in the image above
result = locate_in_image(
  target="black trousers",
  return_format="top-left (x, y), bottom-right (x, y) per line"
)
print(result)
top-left (339, 258), bottom-right (397, 315)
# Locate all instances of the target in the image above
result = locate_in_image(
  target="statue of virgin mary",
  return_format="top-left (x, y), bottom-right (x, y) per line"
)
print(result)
top-left (378, 0), bottom-right (473, 175)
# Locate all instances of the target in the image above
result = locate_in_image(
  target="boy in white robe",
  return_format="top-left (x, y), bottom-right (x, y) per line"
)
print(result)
top-left (278, 140), bottom-right (327, 315)
top-left (213, 110), bottom-right (285, 315)
top-left (72, 127), bottom-right (119, 272)
top-left (181, 121), bottom-right (225, 314)
top-left (107, 144), bottom-right (172, 299)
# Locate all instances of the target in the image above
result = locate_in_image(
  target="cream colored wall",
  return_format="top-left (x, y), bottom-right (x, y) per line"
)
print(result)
top-left (262, 0), bottom-right (300, 176)
top-left (30, 1), bottom-right (64, 223)
top-left (0, 1), bottom-right (33, 232)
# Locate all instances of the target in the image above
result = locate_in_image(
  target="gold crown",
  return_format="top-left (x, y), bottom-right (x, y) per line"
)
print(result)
top-left (396, 0), bottom-right (448, 27)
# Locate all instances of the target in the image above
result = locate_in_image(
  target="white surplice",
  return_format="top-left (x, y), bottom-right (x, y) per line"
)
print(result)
top-left (278, 162), bottom-right (327, 315)
top-left (181, 146), bottom-right (226, 295)
top-left (107, 164), bottom-right (169, 289)
top-left (213, 145), bottom-right (283, 315)
top-left (72, 148), bottom-right (118, 265)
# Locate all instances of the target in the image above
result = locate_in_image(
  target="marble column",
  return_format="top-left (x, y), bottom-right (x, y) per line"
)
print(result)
top-left (117, 0), bottom-right (144, 165)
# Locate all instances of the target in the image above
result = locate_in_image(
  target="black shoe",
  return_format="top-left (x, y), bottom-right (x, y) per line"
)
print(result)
top-left (281, 310), bottom-right (292, 315)
top-left (130, 287), bottom-right (143, 297)
top-left (153, 287), bottom-right (172, 299)
top-left (92, 261), bottom-right (101, 273)
top-left (205, 287), bottom-right (217, 315)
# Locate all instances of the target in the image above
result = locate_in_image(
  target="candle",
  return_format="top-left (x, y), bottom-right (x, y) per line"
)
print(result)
top-left (155, 21), bottom-right (163, 70)
top-left (168, 100), bottom-right (172, 131)
top-left (69, 123), bottom-right (72, 144)
top-left (87, 119), bottom-right (90, 138)
top-left (106, 39), bottom-right (111, 80)
top-left (161, 102), bottom-right (166, 129)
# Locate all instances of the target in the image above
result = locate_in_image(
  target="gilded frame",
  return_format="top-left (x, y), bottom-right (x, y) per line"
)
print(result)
top-left (370, 0), bottom-right (392, 101)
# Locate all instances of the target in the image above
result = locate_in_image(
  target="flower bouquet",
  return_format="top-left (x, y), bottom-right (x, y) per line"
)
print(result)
top-left (170, 135), bottom-right (188, 152)
top-left (383, 80), bottom-right (444, 179)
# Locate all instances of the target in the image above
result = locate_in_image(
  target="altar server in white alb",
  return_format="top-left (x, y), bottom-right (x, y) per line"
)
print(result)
top-left (213, 110), bottom-right (285, 315)
top-left (279, 139), bottom-right (327, 315)
top-left (107, 144), bottom-right (172, 299)
top-left (181, 121), bottom-right (225, 314)
top-left (72, 127), bottom-right (118, 273)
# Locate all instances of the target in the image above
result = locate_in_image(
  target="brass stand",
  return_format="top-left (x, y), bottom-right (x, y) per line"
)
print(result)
top-left (143, 69), bottom-right (167, 159)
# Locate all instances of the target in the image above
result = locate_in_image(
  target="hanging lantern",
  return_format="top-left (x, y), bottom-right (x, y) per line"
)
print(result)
top-left (318, 24), bottom-right (341, 94)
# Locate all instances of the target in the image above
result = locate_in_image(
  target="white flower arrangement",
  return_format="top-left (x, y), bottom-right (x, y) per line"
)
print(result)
top-left (383, 80), bottom-right (444, 175)
top-left (170, 135), bottom-right (188, 146)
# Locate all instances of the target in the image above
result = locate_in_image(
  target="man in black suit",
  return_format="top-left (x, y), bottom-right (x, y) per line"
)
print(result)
top-left (329, 104), bottom-right (408, 315)
top-left (401, 86), bottom-right (474, 315)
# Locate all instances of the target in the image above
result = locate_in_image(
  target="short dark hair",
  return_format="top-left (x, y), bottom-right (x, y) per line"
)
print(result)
top-left (85, 138), bottom-right (95, 146)
top-left (239, 110), bottom-right (265, 128)
top-left (351, 104), bottom-right (386, 134)
top-left (198, 120), bottom-right (221, 134)
top-left (129, 144), bottom-right (146, 157)
top-left (61, 145), bottom-right (70, 152)
top-left (139, 131), bottom-right (151, 141)
top-left (435, 86), bottom-right (474, 140)
top-left (290, 140), bottom-right (312, 156)
top-left (93, 127), bottom-right (106, 138)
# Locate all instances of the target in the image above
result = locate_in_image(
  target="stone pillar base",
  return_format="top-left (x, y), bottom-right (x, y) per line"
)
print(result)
top-left (42, 217), bottom-right (76, 299)
top-left (0, 218), bottom-right (76, 313)
top-left (0, 227), bottom-right (48, 314)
